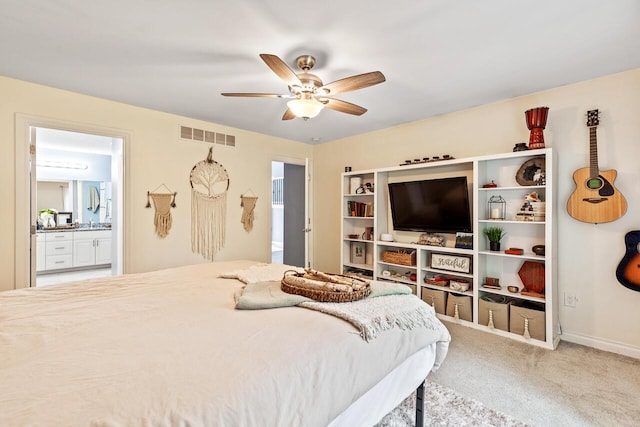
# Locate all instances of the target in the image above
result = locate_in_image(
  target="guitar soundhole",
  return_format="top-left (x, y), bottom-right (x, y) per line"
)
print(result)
top-left (586, 177), bottom-right (603, 190)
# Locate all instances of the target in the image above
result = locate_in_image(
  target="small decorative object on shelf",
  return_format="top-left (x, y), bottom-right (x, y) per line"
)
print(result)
top-left (525, 106), bottom-right (549, 149)
top-left (518, 261), bottom-right (545, 298)
top-left (350, 242), bottom-right (366, 264)
top-left (483, 276), bottom-right (501, 290)
top-left (364, 182), bottom-right (374, 193)
top-left (483, 180), bottom-right (498, 188)
top-left (431, 253), bottom-right (471, 273)
top-left (450, 279), bottom-right (470, 292)
top-left (515, 192), bottom-right (545, 221)
top-left (417, 233), bottom-right (445, 247)
top-left (488, 195), bottom-right (506, 220)
top-left (516, 157), bottom-right (546, 186)
top-left (483, 226), bottom-right (506, 251)
top-left (505, 247), bottom-right (524, 255)
top-left (507, 285), bottom-right (520, 293)
top-left (532, 245), bottom-right (545, 256)
top-left (425, 275), bottom-right (450, 286)
top-left (513, 142), bottom-right (528, 152)
top-left (349, 177), bottom-right (362, 194)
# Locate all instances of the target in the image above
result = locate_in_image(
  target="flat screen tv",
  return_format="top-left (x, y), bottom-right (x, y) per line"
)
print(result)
top-left (388, 177), bottom-right (472, 233)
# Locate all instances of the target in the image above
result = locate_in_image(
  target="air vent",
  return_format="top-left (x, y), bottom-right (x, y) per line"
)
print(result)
top-left (180, 126), bottom-right (235, 147)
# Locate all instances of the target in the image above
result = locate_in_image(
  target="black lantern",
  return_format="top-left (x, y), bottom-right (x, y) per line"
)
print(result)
top-left (488, 195), bottom-right (506, 220)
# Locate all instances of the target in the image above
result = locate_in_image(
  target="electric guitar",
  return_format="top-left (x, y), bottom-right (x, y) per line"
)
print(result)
top-left (615, 231), bottom-right (640, 292)
top-left (566, 109), bottom-right (627, 223)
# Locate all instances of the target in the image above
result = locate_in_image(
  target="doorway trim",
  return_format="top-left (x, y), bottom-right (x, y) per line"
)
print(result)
top-left (268, 155), bottom-right (313, 268)
top-left (14, 114), bottom-right (131, 289)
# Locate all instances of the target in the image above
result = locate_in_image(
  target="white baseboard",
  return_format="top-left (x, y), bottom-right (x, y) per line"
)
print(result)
top-left (561, 332), bottom-right (640, 360)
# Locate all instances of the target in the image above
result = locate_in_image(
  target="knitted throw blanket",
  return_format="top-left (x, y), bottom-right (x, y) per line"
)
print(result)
top-left (300, 294), bottom-right (440, 342)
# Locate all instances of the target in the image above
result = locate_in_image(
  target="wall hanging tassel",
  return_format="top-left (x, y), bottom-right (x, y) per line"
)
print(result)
top-left (145, 191), bottom-right (151, 208)
top-left (523, 317), bottom-right (531, 339)
top-left (488, 309), bottom-right (495, 329)
top-left (150, 193), bottom-right (174, 238)
top-left (240, 194), bottom-right (258, 232)
top-left (190, 147), bottom-right (230, 261)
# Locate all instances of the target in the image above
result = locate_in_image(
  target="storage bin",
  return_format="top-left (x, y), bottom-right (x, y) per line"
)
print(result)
top-left (421, 288), bottom-right (447, 315)
top-left (406, 284), bottom-right (417, 295)
top-left (509, 302), bottom-right (546, 341)
top-left (478, 296), bottom-right (510, 332)
top-left (446, 293), bottom-right (472, 321)
top-left (382, 250), bottom-right (416, 266)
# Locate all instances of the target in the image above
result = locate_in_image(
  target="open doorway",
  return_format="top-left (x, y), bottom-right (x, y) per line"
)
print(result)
top-left (34, 127), bottom-right (122, 286)
top-left (271, 161), bottom-right (309, 268)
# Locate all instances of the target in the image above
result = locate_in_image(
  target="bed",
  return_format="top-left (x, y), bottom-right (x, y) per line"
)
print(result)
top-left (0, 260), bottom-right (450, 426)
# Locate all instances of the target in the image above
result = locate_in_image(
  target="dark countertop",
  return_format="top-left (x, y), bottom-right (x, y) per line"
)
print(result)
top-left (37, 226), bottom-right (112, 233)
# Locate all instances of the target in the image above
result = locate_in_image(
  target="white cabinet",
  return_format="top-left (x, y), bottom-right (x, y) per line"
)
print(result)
top-left (44, 232), bottom-right (73, 270)
top-left (340, 149), bottom-right (557, 349)
top-left (73, 230), bottom-right (112, 267)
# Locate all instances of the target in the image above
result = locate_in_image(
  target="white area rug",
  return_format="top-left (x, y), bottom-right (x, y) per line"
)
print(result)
top-left (376, 380), bottom-right (529, 427)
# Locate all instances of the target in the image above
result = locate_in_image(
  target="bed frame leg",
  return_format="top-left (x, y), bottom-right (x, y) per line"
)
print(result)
top-left (415, 379), bottom-right (425, 427)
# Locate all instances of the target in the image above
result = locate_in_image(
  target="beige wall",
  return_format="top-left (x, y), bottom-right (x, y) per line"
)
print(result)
top-left (1, 76), bottom-right (312, 291)
top-left (313, 68), bottom-right (640, 357)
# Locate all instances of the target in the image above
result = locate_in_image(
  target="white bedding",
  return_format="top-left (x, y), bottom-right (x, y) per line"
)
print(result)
top-left (0, 260), bottom-right (450, 426)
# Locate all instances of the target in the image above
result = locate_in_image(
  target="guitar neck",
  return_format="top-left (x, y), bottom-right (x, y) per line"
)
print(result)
top-left (589, 126), bottom-right (599, 178)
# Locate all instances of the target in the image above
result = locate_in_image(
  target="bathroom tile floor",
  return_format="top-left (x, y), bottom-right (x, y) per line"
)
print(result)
top-left (36, 267), bottom-right (113, 287)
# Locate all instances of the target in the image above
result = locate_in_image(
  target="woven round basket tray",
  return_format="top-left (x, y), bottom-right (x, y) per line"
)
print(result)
top-left (281, 271), bottom-right (371, 303)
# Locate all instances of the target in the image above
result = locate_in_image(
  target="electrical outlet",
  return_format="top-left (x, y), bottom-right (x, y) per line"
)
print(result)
top-left (564, 292), bottom-right (576, 308)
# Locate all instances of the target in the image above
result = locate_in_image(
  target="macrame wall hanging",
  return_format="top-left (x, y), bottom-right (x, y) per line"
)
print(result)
top-left (190, 147), bottom-right (230, 261)
top-left (240, 190), bottom-right (258, 232)
top-left (145, 185), bottom-right (177, 238)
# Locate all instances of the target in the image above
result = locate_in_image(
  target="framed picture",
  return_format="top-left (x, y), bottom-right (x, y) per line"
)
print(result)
top-left (431, 253), bottom-right (471, 273)
top-left (350, 242), bottom-right (366, 264)
top-left (454, 232), bottom-right (473, 249)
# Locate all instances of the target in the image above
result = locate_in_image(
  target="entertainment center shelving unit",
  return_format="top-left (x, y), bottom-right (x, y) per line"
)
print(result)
top-left (340, 148), bottom-right (559, 349)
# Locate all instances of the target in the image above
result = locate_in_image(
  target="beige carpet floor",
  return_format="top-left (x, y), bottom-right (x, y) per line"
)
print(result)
top-left (429, 322), bottom-right (640, 426)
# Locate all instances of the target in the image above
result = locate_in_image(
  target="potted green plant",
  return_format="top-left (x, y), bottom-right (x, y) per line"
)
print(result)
top-left (483, 226), bottom-right (506, 251)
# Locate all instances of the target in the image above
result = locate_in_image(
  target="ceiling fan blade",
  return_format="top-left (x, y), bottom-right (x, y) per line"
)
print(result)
top-left (259, 54), bottom-right (302, 88)
top-left (282, 108), bottom-right (296, 120)
top-left (320, 71), bottom-right (386, 96)
top-left (323, 99), bottom-right (368, 116)
top-left (221, 92), bottom-right (291, 98)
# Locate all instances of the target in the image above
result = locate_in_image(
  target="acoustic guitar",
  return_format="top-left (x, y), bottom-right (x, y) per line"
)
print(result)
top-left (616, 231), bottom-right (640, 292)
top-left (566, 109), bottom-right (627, 223)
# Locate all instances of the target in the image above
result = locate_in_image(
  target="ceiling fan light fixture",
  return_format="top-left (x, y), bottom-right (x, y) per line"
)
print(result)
top-left (287, 97), bottom-right (324, 119)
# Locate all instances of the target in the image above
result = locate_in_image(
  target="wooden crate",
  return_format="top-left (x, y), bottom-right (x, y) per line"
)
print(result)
top-left (382, 250), bottom-right (416, 266)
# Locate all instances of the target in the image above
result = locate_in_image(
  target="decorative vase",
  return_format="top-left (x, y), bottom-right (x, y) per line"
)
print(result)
top-left (489, 241), bottom-right (501, 251)
top-left (525, 107), bottom-right (549, 150)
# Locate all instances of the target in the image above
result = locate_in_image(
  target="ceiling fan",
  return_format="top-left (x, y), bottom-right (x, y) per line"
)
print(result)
top-left (221, 53), bottom-right (386, 120)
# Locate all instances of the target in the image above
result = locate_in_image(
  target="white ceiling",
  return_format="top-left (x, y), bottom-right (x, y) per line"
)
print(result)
top-left (2, 1), bottom-right (639, 144)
